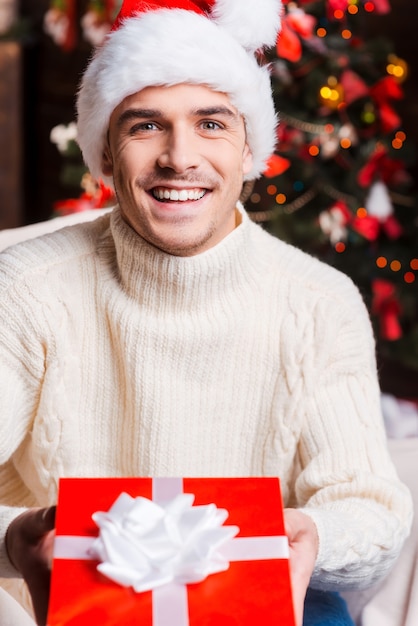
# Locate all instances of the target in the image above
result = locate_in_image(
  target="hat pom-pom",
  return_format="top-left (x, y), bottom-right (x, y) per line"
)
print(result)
top-left (211, 0), bottom-right (282, 52)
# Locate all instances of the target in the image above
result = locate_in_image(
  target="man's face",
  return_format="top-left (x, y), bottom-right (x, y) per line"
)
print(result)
top-left (102, 84), bottom-right (253, 256)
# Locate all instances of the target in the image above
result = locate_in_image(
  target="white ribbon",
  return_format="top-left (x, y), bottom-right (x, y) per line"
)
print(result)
top-left (89, 490), bottom-right (240, 592)
top-left (53, 478), bottom-right (289, 626)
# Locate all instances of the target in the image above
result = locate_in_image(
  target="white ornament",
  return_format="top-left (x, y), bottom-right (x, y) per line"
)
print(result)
top-left (365, 181), bottom-right (393, 219)
top-left (319, 206), bottom-right (348, 244)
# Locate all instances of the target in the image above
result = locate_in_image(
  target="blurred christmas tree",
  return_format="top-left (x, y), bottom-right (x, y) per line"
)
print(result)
top-left (246, 0), bottom-right (418, 378)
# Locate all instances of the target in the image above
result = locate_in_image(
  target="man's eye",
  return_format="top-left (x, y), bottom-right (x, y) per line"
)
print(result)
top-left (201, 120), bottom-right (222, 131)
top-left (130, 122), bottom-right (158, 134)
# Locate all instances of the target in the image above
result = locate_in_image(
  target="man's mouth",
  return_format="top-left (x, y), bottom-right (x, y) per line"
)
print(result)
top-left (151, 187), bottom-right (207, 202)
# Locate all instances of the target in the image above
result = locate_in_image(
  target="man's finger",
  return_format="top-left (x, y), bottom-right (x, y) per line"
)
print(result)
top-left (35, 506), bottom-right (56, 534)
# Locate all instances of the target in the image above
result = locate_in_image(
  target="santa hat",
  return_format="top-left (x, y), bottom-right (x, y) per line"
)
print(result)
top-left (76, 0), bottom-right (282, 186)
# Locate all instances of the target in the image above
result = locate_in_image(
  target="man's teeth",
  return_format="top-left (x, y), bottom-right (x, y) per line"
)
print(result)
top-left (152, 188), bottom-right (205, 201)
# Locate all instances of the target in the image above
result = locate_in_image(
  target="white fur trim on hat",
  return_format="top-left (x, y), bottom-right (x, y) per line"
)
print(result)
top-left (77, 2), bottom-right (282, 185)
top-left (211, 0), bottom-right (281, 52)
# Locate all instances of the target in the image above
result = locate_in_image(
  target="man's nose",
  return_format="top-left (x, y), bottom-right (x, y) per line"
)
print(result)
top-left (157, 128), bottom-right (201, 173)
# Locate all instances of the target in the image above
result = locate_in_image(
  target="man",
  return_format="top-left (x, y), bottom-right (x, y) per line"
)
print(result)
top-left (0, 1), bottom-right (413, 625)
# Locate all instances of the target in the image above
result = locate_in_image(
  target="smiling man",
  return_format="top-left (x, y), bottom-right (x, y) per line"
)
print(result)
top-left (104, 84), bottom-right (253, 256)
top-left (0, 1), bottom-right (413, 626)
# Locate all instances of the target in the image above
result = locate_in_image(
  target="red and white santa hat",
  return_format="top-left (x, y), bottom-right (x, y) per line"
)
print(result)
top-left (76, 0), bottom-right (282, 186)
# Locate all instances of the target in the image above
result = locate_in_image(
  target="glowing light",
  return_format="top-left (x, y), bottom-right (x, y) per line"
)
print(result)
top-left (410, 259), bottom-right (418, 270)
top-left (320, 86), bottom-right (332, 100)
top-left (364, 2), bottom-right (375, 12)
top-left (396, 131), bottom-right (406, 141)
top-left (348, 5), bottom-right (358, 14)
top-left (324, 124), bottom-right (334, 133)
top-left (376, 257), bottom-right (388, 268)
top-left (334, 9), bottom-right (344, 19)
top-left (319, 76), bottom-right (344, 109)
top-left (340, 138), bottom-right (351, 149)
top-left (275, 193), bottom-right (286, 204)
top-left (293, 181), bottom-right (304, 192)
top-left (342, 29), bottom-right (352, 39)
top-left (390, 260), bottom-right (402, 272)
top-left (317, 27), bottom-right (327, 37)
top-left (335, 242), bottom-right (346, 253)
top-left (404, 272), bottom-right (415, 284)
top-left (309, 145), bottom-right (320, 157)
top-left (392, 138), bottom-right (403, 150)
top-left (250, 193), bottom-right (261, 204)
top-left (361, 105), bottom-right (376, 124)
top-left (267, 185), bottom-right (277, 195)
top-left (386, 54), bottom-right (408, 83)
top-left (357, 207), bottom-right (367, 218)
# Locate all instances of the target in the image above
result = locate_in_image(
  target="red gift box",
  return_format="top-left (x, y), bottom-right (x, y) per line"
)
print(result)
top-left (47, 477), bottom-right (296, 625)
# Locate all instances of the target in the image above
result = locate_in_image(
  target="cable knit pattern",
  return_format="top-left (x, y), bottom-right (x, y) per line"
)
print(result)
top-left (0, 205), bottom-right (412, 590)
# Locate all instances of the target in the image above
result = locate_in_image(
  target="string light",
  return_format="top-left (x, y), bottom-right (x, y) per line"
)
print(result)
top-left (340, 137), bottom-right (351, 149)
top-left (376, 257), bottom-right (388, 269)
top-left (390, 260), bottom-right (402, 272)
top-left (275, 193), bottom-right (286, 204)
top-left (386, 54), bottom-right (408, 83)
top-left (267, 185), bottom-right (277, 195)
top-left (357, 207), bottom-right (367, 218)
top-left (363, 2), bottom-right (375, 12)
top-left (335, 242), bottom-right (346, 253)
top-left (361, 103), bottom-right (376, 125)
top-left (348, 4), bottom-right (358, 14)
top-left (319, 76), bottom-right (344, 109)
top-left (392, 130), bottom-right (406, 150)
top-left (309, 145), bottom-right (320, 157)
top-left (392, 136), bottom-right (403, 150)
top-left (341, 29), bottom-right (352, 40)
top-left (317, 27), bottom-right (327, 37)
top-left (375, 257), bottom-right (417, 283)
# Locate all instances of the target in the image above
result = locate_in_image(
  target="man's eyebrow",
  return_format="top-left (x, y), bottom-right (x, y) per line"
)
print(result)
top-left (193, 106), bottom-right (238, 118)
top-left (117, 109), bottom-right (162, 127)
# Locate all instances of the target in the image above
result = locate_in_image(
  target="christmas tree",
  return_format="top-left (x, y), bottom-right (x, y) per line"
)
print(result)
top-left (245, 0), bottom-right (418, 380)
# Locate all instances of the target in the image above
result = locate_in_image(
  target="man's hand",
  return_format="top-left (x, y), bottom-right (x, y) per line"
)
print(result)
top-left (5, 506), bottom-right (56, 626)
top-left (284, 508), bottom-right (319, 626)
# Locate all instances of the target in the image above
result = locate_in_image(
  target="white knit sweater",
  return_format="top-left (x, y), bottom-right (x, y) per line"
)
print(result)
top-left (0, 205), bottom-right (412, 592)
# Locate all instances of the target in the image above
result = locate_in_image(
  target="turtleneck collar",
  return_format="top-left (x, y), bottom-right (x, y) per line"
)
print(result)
top-left (107, 202), bottom-right (262, 310)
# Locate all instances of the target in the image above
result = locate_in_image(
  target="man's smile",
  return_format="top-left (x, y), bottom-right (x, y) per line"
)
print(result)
top-left (151, 187), bottom-right (207, 202)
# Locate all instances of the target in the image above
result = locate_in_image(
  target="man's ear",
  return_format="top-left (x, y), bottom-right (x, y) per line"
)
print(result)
top-left (242, 143), bottom-right (253, 177)
top-left (101, 143), bottom-right (113, 177)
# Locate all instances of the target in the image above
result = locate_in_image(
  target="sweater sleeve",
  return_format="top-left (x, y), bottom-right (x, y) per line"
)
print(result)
top-left (0, 256), bottom-right (48, 577)
top-left (293, 276), bottom-right (413, 591)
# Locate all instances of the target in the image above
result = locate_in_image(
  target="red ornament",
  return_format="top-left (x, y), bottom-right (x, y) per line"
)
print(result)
top-left (370, 76), bottom-right (404, 134)
top-left (263, 154), bottom-right (291, 178)
top-left (276, 6), bottom-right (316, 63)
top-left (372, 279), bottom-right (402, 341)
top-left (340, 69), bottom-right (369, 105)
top-left (357, 145), bottom-right (405, 188)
